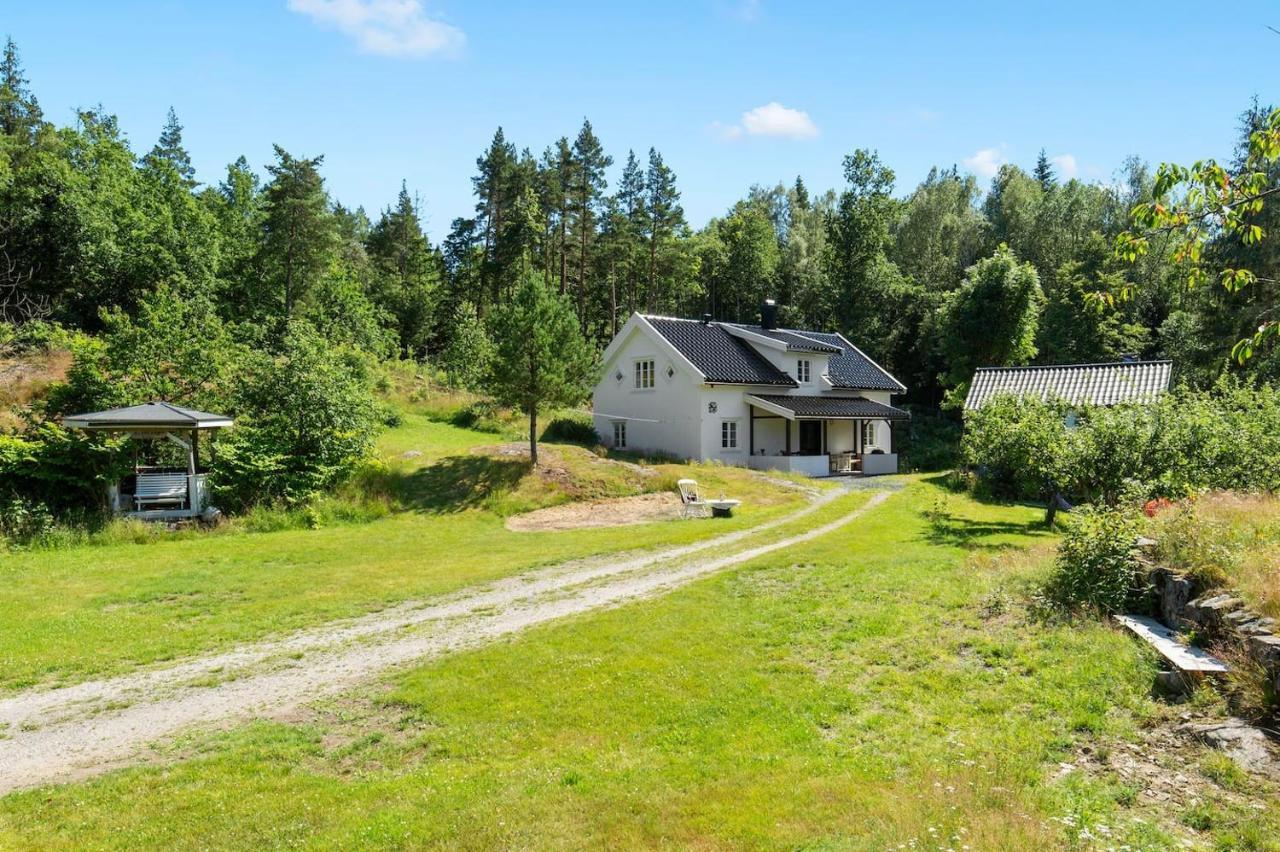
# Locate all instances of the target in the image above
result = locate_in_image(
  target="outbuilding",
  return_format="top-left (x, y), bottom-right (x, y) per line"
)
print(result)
top-left (63, 401), bottom-right (233, 519)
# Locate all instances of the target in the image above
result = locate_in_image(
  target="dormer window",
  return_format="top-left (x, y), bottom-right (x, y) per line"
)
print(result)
top-left (634, 359), bottom-right (655, 389)
top-left (797, 359), bottom-right (811, 383)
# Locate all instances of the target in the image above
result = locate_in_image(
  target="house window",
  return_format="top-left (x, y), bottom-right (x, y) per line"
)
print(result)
top-left (797, 359), bottom-right (811, 383)
top-left (862, 421), bottom-right (878, 448)
top-left (634, 359), bottom-right (655, 389)
top-left (612, 420), bottom-right (627, 448)
top-left (721, 420), bottom-right (739, 450)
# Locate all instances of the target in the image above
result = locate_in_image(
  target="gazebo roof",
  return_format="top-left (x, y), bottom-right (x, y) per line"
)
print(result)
top-left (63, 401), bottom-right (234, 431)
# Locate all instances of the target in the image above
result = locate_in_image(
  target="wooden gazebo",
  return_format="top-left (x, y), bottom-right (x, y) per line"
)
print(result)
top-left (63, 402), bottom-right (233, 520)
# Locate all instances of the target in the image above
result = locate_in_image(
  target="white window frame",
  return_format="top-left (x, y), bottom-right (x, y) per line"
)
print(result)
top-left (862, 420), bottom-right (878, 448)
top-left (612, 420), bottom-right (627, 448)
top-left (633, 358), bottom-right (655, 390)
top-left (797, 359), bottom-right (811, 383)
top-left (721, 419), bottom-right (739, 450)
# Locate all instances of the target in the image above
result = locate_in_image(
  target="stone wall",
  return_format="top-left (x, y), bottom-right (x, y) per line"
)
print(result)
top-left (1145, 554), bottom-right (1280, 701)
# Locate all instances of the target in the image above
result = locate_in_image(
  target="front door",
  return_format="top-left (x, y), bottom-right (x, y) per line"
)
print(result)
top-left (798, 420), bottom-right (822, 455)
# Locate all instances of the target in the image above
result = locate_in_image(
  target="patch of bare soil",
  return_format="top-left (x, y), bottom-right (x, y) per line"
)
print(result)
top-left (506, 492), bottom-right (682, 531)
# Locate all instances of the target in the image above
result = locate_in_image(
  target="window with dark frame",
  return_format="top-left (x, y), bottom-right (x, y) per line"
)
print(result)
top-left (721, 420), bottom-right (738, 449)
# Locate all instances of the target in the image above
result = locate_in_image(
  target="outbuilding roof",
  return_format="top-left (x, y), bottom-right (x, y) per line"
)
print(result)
top-left (63, 401), bottom-right (234, 430)
top-left (963, 360), bottom-right (1173, 411)
top-left (746, 394), bottom-right (912, 420)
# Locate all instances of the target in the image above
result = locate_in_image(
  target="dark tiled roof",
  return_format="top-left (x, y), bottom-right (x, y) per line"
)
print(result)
top-left (726, 324), bottom-right (841, 353)
top-left (791, 331), bottom-right (906, 392)
top-left (748, 394), bottom-right (912, 420)
top-left (964, 361), bottom-right (1173, 410)
top-left (63, 401), bottom-right (234, 430)
top-left (644, 317), bottom-right (796, 386)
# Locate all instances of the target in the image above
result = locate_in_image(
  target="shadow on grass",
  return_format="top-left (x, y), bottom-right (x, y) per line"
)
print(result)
top-left (391, 454), bottom-right (531, 513)
top-left (924, 516), bottom-right (1055, 551)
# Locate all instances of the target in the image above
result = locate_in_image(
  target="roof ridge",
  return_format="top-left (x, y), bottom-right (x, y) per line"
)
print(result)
top-left (974, 360), bottom-right (1172, 372)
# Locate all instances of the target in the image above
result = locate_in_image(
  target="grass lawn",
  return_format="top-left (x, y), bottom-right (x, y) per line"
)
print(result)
top-left (0, 415), bottom-right (806, 692)
top-left (6, 479), bottom-right (1274, 848)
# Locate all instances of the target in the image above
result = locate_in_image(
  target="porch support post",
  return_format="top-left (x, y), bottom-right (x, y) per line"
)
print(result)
top-left (821, 420), bottom-right (827, 455)
top-left (749, 406), bottom-right (755, 456)
top-left (785, 419), bottom-right (791, 455)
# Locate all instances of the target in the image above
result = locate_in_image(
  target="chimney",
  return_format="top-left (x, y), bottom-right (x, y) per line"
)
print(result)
top-left (761, 299), bottom-right (778, 330)
top-left (701, 313), bottom-right (712, 325)
top-left (1120, 353), bottom-right (1139, 364)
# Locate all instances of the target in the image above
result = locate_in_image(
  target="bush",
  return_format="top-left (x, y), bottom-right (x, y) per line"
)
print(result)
top-left (0, 496), bottom-right (56, 547)
top-left (962, 394), bottom-right (1071, 499)
top-left (1043, 505), bottom-right (1142, 614)
top-left (209, 322), bottom-right (380, 511)
top-left (540, 415), bottom-right (599, 445)
top-left (898, 409), bottom-right (961, 472)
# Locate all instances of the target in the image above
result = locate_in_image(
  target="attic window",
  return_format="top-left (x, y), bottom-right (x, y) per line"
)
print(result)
top-left (797, 359), bottom-right (811, 383)
top-left (666, 365), bottom-right (675, 379)
top-left (634, 359), bottom-right (655, 390)
top-left (615, 369), bottom-right (624, 383)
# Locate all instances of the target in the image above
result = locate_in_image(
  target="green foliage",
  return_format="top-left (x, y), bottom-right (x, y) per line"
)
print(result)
top-left (440, 303), bottom-right (493, 390)
top-left (209, 322), bottom-right (379, 510)
top-left (961, 394), bottom-right (1070, 498)
top-left (897, 408), bottom-right (962, 472)
top-left (963, 379), bottom-right (1280, 503)
top-left (540, 414), bottom-right (599, 445)
top-left (936, 246), bottom-right (1044, 405)
top-left (1044, 505), bottom-right (1142, 614)
top-left (485, 272), bottom-right (597, 464)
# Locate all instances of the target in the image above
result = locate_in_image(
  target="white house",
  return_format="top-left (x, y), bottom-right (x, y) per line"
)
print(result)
top-left (592, 303), bottom-right (909, 476)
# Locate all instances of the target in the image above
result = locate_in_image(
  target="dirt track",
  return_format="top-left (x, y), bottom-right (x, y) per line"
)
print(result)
top-left (0, 487), bottom-right (891, 794)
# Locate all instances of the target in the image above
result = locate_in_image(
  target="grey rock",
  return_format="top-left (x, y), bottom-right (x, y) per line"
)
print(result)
top-left (1182, 718), bottom-right (1280, 778)
top-left (1157, 570), bottom-right (1197, 628)
top-left (1247, 635), bottom-right (1280, 669)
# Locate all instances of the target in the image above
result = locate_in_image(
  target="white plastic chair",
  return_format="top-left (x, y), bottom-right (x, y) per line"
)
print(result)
top-left (677, 478), bottom-right (706, 519)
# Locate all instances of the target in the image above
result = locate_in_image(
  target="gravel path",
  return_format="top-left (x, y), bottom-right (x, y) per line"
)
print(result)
top-left (0, 487), bottom-right (891, 794)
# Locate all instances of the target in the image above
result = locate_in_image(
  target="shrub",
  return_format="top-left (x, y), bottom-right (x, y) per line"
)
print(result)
top-left (898, 409), bottom-right (962, 472)
top-left (1043, 505), bottom-right (1142, 614)
top-left (209, 322), bottom-right (380, 510)
top-left (0, 496), bottom-right (56, 547)
top-left (962, 394), bottom-right (1071, 499)
top-left (540, 415), bottom-right (599, 445)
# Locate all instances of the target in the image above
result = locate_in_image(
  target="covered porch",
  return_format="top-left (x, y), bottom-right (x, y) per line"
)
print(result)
top-left (63, 402), bottom-right (234, 520)
top-left (743, 394), bottom-right (910, 477)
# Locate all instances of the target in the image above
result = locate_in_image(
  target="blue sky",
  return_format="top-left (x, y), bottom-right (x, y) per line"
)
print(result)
top-left (7, 1), bottom-right (1280, 234)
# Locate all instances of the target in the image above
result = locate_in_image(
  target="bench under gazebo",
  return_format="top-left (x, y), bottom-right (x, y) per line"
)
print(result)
top-left (63, 401), bottom-right (233, 520)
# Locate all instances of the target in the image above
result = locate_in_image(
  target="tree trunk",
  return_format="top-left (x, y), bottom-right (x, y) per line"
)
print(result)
top-left (529, 405), bottom-right (538, 467)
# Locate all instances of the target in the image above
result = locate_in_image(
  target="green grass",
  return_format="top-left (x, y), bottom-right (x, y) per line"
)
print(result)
top-left (5, 479), bottom-right (1272, 848)
top-left (0, 416), bottom-right (804, 692)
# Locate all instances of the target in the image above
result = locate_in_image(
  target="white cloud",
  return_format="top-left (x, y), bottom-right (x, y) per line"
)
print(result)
top-left (716, 102), bottom-right (818, 141)
top-left (963, 146), bottom-right (1007, 179)
top-left (1050, 153), bottom-right (1078, 179)
top-left (287, 0), bottom-right (464, 59)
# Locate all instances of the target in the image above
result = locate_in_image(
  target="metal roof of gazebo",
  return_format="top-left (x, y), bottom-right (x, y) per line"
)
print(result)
top-left (63, 402), bottom-right (234, 431)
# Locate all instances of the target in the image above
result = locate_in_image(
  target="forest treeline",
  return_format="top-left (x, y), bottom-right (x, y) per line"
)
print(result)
top-left (2, 38), bottom-right (1278, 408)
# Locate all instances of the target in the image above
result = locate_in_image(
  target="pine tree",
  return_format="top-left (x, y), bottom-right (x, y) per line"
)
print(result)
top-left (473, 128), bottom-right (516, 310)
top-left (566, 119), bottom-right (612, 333)
top-left (259, 146), bottom-right (336, 326)
top-left (792, 175), bottom-right (810, 211)
top-left (615, 150), bottom-right (646, 317)
top-left (644, 148), bottom-right (684, 313)
top-left (147, 107), bottom-right (196, 185)
top-left (0, 38), bottom-right (42, 139)
top-left (367, 183), bottom-right (440, 357)
top-left (1034, 148), bottom-right (1055, 190)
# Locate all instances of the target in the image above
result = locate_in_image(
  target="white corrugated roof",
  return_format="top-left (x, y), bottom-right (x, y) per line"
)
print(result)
top-left (963, 361), bottom-right (1173, 411)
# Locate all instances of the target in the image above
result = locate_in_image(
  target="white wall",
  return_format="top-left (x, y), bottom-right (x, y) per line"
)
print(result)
top-left (592, 323), bottom-right (702, 459)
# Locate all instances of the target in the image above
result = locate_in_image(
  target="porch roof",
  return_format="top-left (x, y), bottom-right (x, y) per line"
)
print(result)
top-left (63, 401), bottom-right (234, 431)
top-left (746, 394), bottom-right (912, 421)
